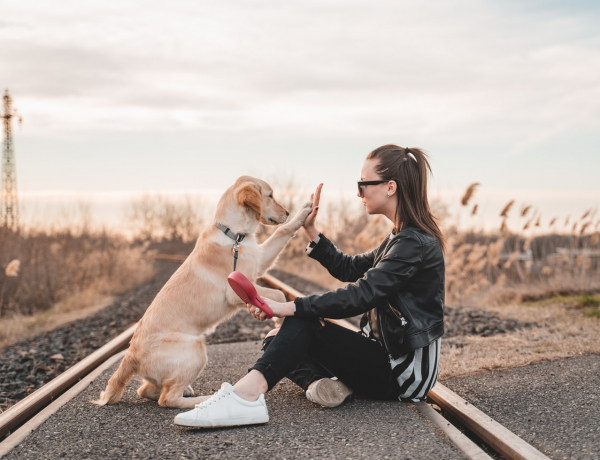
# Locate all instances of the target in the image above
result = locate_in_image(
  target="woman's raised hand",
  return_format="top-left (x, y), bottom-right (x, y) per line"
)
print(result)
top-left (303, 183), bottom-right (322, 240)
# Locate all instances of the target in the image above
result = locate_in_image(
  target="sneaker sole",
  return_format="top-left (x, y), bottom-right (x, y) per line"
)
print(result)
top-left (174, 414), bottom-right (269, 428)
top-left (309, 379), bottom-right (352, 408)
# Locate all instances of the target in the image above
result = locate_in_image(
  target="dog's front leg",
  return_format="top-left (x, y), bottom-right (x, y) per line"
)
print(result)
top-left (257, 202), bottom-right (313, 275)
top-left (256, 225), bottom-right (295, 275)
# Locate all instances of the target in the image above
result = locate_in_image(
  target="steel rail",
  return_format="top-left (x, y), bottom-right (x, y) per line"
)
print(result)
top-left (0, 255), bottom-right (550, 459)
top-left (0, 324), bottom-right (137, 440)
top-left (0, 352), bottom-right (127, 457)
top-left (427, 384), bottom-right (549, 460)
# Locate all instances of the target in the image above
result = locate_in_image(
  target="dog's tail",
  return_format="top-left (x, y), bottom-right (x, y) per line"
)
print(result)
top-left (92, 353), bottom-right (137, 406)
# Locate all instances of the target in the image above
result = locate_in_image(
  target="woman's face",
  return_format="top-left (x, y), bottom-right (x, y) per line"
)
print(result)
top-left (358, 159), bottom-right (395, 215)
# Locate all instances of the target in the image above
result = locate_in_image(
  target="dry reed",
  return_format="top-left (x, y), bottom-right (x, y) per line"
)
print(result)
top-left (460, 183), bottom-right (480, 206)
top-left (520, 205), bottom-right (532, 217)
top-left (499, 200), bottom-right (514, 218)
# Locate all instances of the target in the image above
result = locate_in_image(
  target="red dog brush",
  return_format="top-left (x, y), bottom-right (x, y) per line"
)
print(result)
top-left (227, 271), bottom-right (274, 319)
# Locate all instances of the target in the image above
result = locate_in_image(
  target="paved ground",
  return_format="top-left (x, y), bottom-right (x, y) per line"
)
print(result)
top-left (443, 353), bottom-right (600, 460)
top-left (6, 343), bottom-right (465, 459)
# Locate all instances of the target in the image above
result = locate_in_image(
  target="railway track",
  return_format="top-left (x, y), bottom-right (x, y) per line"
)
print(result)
top-left (0, 257), bottom-right (550, 459)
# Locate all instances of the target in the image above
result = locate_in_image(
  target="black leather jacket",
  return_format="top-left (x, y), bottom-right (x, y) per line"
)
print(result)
top-left (293, 226), bottom-right (445, 359)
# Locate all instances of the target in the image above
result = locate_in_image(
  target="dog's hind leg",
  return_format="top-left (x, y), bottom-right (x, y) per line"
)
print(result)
top-left (92, 353), bottom-right (137, 406)
top-left (157, 337), bottom-right (209, 409)
top-left (158, 381), bottom-right (210, 409)
top-left (137, 380), bottom-right (162, 401)
top-left (183, 385), bottom-right (194, 397)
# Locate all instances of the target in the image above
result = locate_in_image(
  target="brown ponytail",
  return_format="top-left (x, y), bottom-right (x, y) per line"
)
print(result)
top-left (367, 144), bottom-right (446, 253)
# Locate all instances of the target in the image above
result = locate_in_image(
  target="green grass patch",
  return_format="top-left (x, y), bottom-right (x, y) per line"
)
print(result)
top-left (523, 295), bottom-right (578, 307)
top-left (523, 295), bottom-right (572, 307)
top-left (576, 295), bottom-right (600, 307)
top-left (584, 307), bottom-right (600, 318)
top-left (523, 294), bottom-right (600, 308)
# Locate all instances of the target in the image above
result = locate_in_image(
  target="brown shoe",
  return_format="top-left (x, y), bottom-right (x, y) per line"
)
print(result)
top-left (306, 378), bottom-right (353, 408)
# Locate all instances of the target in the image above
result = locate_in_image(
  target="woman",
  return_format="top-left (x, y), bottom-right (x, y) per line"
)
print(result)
top-left (174, 144), bottom-right (446, 428)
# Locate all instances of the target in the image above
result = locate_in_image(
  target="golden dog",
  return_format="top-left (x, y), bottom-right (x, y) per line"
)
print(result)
top-left (93, 176), bottom-right (312, 409)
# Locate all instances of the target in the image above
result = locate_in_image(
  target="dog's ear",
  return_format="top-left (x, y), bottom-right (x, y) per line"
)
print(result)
top-left (235, 182), bottom-right (262, 219)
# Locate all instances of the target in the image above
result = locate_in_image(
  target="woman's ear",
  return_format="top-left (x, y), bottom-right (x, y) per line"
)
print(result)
top-left (235, 182), bottom-right (263, 219)
top-left (387, 180), bottom-right (397, 197)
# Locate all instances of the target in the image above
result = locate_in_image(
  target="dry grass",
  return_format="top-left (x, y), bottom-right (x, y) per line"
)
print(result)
top-left (0, 294), bottom-right (114, 348)
top-left (0, 212), bottom-right (156, 345)
top-left (0, 195), bottom-right (212, 346)
top-left (0, 239), bottom-right (155, 346)
top-left (439, 298), bottom-right (600, 380)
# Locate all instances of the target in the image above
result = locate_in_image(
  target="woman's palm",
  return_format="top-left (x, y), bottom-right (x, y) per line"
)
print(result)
top-left (304, 183), bottom-right (323, 228)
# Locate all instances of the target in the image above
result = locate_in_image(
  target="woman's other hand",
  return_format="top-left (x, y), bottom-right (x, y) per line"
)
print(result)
top-left (303, 183), bottom-right (322, 240)
top-left (246, 298), bottom-right (295, 321)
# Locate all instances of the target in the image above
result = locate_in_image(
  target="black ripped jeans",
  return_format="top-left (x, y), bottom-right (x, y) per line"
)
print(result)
top-left (249, 316), bottom-right (401, 400)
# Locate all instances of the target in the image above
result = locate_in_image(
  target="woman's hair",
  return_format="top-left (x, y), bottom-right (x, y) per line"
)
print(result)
top-left (366, 144), bottom-right (446, 253)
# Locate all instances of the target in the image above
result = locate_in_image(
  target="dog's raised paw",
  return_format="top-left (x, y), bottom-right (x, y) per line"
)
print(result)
top-left (288, 201), bottom-right (314, 229)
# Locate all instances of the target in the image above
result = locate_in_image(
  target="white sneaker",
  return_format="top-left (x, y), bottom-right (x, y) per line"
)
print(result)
top-left (306, 378), bottom-right (353, 408)
top-left (174, 382), bottom-right (269, 428)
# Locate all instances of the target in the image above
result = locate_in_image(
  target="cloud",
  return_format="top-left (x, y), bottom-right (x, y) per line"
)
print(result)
top-left (1, 0), bottom-right (598, 139)
top-left (3, 0), bottom-right (600, 216)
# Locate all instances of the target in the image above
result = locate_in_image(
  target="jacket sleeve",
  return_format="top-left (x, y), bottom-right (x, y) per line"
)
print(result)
top-left (295, 232), bottom-right (423, 319)
top-left (307, 233), bottom-right (378, 282)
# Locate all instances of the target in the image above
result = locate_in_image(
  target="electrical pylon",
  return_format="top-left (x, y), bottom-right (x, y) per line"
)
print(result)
top-left (1, 89), bottom-right (22, 230)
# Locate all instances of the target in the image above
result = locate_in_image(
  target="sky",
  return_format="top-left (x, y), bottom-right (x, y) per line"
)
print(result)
top-left (1, 0), bottom-right (599, 231)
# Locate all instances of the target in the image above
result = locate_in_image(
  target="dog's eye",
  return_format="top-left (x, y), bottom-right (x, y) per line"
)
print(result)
top-left (269, 194), bottom-right (273, 199)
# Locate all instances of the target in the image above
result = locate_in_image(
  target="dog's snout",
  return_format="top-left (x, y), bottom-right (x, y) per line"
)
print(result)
top-left (285, 210), bottom-right (290, 217)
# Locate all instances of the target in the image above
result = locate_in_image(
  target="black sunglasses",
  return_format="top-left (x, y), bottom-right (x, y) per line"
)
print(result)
top-left (357, 180), bottom-right (395, 197)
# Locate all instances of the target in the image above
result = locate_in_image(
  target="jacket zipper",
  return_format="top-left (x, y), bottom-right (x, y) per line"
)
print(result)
top-left (388, 301), bottom-right (408, 327)
top-left (374, 234), bottom-right (407, 355)
top-left (378, 302), bottom-right (408, 358)
top-left (377, 307), bottom-right (392, 354)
